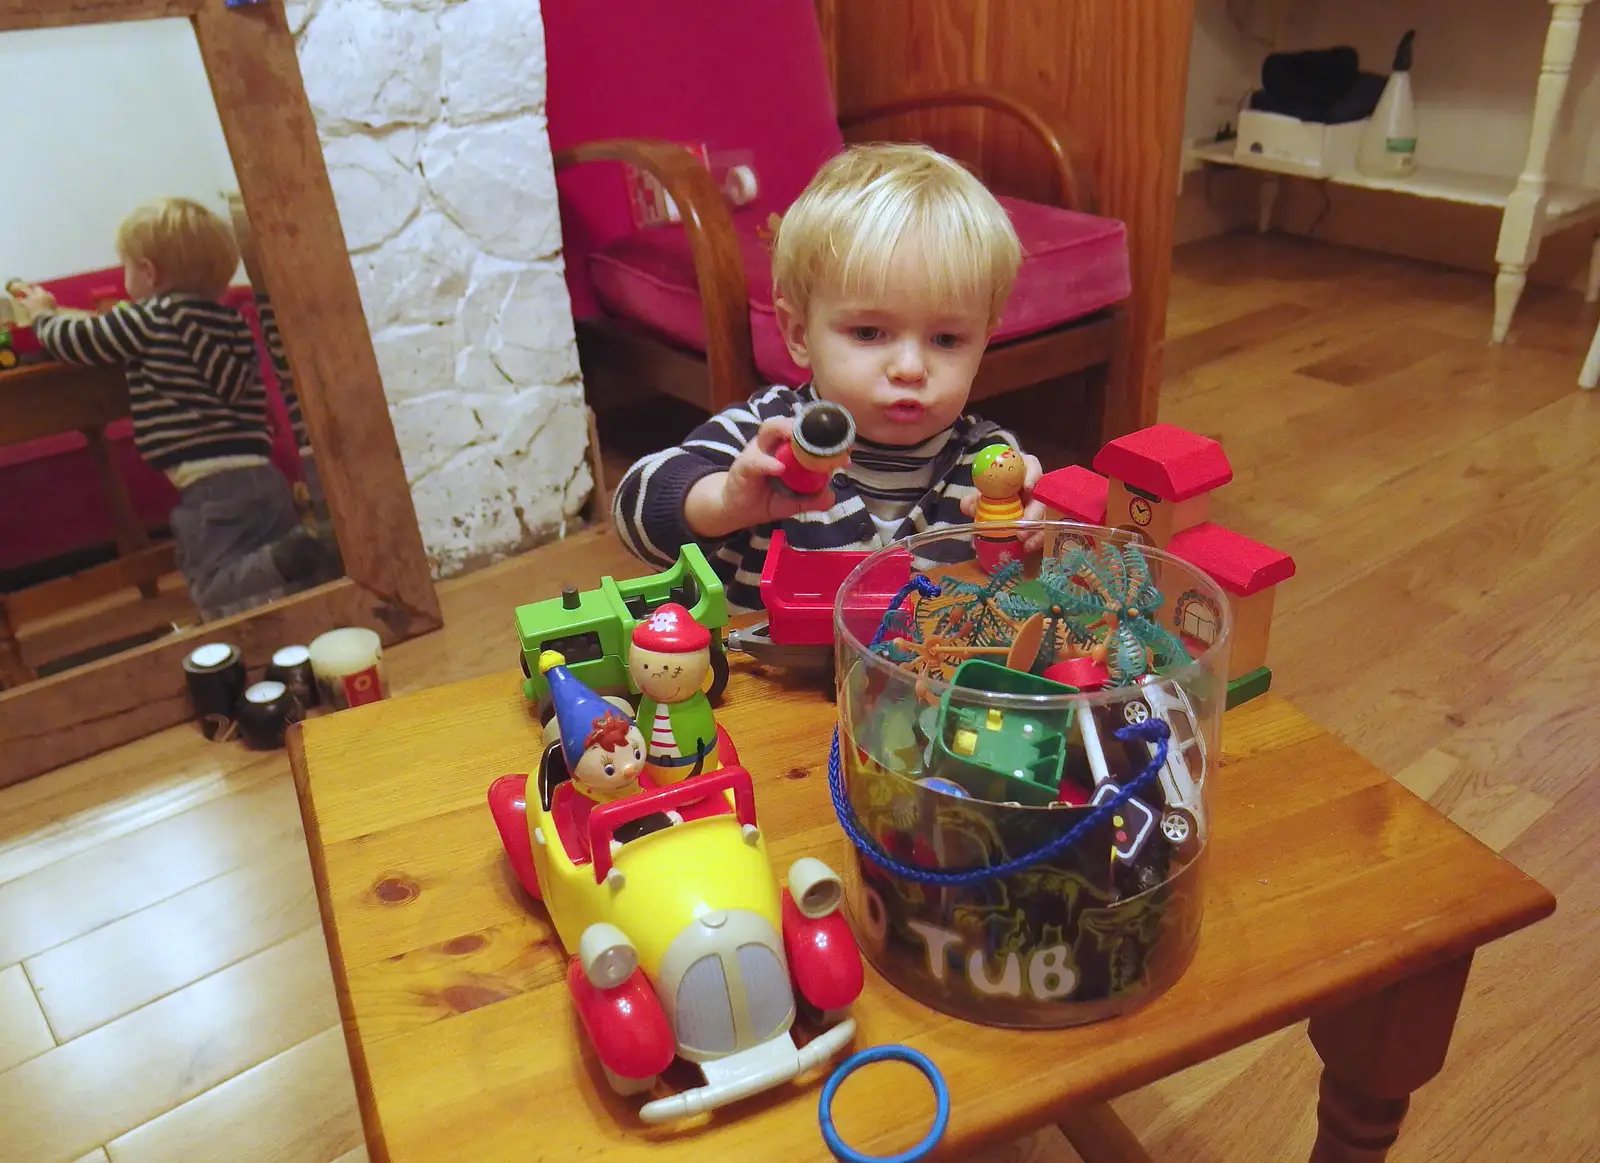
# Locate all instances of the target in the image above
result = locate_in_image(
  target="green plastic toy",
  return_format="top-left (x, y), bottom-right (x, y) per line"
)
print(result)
top-left (514, 543), bottom-right (730, 720)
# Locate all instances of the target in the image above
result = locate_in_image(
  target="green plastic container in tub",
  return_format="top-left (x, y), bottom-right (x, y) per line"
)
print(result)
top-left (830, 521), bottom-right (1232, 1028)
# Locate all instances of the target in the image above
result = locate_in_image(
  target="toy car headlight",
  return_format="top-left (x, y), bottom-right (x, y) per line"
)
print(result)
top-left (787, 857), bottom-right (844, 919)
top-left (579, 922), bottom-right (638, 989)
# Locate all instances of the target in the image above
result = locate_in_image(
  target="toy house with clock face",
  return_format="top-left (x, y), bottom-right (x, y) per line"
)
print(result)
top-left (1032, 424), bottom-right (1296, 707)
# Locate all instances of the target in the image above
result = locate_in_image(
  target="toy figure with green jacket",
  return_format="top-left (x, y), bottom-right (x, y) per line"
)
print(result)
top-left (628, 603), bottom-right (719, 784)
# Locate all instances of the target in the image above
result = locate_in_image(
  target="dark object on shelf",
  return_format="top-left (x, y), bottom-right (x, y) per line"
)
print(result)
top-left (1248, 45), bottom-right (1388, 125)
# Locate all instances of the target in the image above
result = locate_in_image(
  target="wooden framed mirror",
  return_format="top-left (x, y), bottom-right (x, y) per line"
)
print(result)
top-left (0, 0), bottom-right (442, 786)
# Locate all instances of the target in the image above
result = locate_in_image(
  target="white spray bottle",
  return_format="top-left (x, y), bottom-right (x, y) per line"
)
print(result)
top-left (1358, 30), bottom-right (1417, 177)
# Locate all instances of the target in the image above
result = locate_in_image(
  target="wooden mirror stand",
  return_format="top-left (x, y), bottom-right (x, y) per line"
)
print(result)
top-left (0, 0), bottom-right (443, 786)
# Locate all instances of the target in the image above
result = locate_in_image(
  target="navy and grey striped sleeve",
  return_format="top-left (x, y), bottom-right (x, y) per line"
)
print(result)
top-left (33, 302), bottom-right (151, 365)
top-left (612, 384), bottom-right (800, 567)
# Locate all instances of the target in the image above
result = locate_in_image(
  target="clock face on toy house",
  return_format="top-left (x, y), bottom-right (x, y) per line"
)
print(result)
top-left (1127, 496), bottom-right (1153, 527)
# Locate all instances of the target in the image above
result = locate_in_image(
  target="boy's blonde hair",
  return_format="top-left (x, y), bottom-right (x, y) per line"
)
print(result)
top-left (116, 197), bottom-right (240, 299)
top-left (772, 143), bottom-right (1022, 327)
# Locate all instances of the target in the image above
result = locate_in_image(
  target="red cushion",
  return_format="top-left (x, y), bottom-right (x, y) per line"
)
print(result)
top-left (589, 196), bottom-right (1131, 387)
top-left (543, 0), bottom-right (843, 320)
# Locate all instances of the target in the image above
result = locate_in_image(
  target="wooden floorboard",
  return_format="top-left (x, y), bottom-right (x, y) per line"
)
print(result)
top-left (0, 234), bottom-right (1593, 1162)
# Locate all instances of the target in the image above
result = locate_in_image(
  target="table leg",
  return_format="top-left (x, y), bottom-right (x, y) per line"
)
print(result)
top-left (1492, 0), bottom-right (1590, 343)
top-left (1307, 954), bottom-right (1473, 1163)
top-left (1059, 1102), bottom-right (1155, 1163)
top-left (81, 424), bottom-right (159, 600)
top-left (0, 598), bottom-right (37, 689)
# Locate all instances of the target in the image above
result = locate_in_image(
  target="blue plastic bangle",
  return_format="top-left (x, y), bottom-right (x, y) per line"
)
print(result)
top-left (819, 1045), bottom-right (950, 1163)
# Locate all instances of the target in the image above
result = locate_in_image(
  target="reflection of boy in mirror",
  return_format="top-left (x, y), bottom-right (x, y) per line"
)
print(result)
top-left (14, 197), bottom-right (339, 621)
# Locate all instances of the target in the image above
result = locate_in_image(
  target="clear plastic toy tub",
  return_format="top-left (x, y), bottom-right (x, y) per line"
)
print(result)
top-left (830, 521), bottom-right (1232, 1028)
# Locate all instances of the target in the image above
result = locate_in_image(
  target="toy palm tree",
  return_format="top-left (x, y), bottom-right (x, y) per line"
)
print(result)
top-left (999, 542), bottom-right (1191, 683)
top-left (1053, 542), bottom-right (1191, 682)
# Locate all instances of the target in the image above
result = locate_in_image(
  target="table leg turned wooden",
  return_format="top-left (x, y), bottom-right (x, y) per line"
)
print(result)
top-left (1307, 955), bottom-right (1473, 1163)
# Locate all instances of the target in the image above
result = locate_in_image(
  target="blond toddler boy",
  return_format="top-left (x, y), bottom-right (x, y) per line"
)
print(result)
top-left (613, 143), bottom-right (1046, 611)
top-left (16, 197), bottom-right (336, 620)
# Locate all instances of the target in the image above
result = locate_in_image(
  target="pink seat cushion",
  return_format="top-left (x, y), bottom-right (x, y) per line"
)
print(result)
top-left (588, 196), bottom-right (1131, 388)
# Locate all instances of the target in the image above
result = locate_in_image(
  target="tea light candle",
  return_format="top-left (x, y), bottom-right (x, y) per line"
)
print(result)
top-left (309, 627), bottom-right (388, 711)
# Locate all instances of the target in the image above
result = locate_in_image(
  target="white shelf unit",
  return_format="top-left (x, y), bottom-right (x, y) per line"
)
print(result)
top-left (1187, 139), bottom-right (1600, 223)
top-left (1186, 0), bottom-right (1600, 351)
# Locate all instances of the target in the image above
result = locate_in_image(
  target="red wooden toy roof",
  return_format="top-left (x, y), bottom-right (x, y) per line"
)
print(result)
top-left (1093, 424), bottom-right (1233, 502)
top-left (1166, 522), bottom-right (1295, 597)
top-left (1032, 465), bottom-right (1108, 524)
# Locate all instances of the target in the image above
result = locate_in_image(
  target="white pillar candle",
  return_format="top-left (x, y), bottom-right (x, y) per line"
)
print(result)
top-left (309, 627), bottom-right (388, 710)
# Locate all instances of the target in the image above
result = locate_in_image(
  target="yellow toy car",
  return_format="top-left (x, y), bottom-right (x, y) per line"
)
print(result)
top-left (487, 752), bottom-right (864, 1123)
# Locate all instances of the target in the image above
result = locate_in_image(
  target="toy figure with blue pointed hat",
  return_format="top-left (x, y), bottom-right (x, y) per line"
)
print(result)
top-left (539, 650), bottom-right (648, 804)
top-left (629, 603), bottom-right (719, 784)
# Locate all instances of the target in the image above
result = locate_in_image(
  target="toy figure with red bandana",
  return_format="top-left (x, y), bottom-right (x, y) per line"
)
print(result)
top-left (629, 603), bottom-right (720, 784)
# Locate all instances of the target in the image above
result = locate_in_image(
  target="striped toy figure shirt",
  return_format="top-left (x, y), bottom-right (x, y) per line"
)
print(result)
top-left (649, 704), bottom-right (681, 764)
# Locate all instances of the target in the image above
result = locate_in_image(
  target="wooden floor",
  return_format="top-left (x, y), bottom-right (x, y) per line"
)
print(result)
top-left (2, 235), bottom-right (1595, 1162)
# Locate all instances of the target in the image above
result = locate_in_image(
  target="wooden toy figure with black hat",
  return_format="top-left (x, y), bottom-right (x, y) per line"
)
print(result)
top-left (540, 650), bottom-right (652, 850)
top-left (629, 604), bottom-right (721, 785)
top-left (772, 400), bottom-right (855, 498)
top-left (971, 442), bottom-right (1027, 573)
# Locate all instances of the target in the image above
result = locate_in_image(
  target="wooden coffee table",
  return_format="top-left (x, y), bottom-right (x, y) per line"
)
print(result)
top-left (289, 670), bottom-right (1554, 1163)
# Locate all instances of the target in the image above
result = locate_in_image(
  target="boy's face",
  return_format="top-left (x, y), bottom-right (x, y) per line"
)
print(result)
top-left (776, 242), bottom-right (992, 447)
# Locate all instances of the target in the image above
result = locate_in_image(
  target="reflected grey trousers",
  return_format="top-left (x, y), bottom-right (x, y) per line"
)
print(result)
top-left (167, 463), bottom-right (301, 621)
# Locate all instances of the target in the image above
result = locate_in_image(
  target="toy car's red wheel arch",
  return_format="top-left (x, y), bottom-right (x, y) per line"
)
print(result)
top-left (781, 893), bottom-right (864, 1012)
top-left (567, 958), bottom-right (676, 1081)
top-left (487, 775), bottom-right (541, 900)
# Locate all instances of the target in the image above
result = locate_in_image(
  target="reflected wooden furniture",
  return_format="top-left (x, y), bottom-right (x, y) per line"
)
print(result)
top-left (290, 667), bottom-right (1554, 1163)
top-left (0, 360), bottom-right (175, 690)
top-left (0, 0), bottom-right (441, 786)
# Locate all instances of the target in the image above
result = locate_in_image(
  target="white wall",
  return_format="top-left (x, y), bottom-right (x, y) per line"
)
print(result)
top-left (0, 20), bottom-right (239, 279)
top-left (292, 0), bottom-right (588, 578)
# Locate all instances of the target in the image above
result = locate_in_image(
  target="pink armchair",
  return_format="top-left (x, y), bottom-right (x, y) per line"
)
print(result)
top-left (543, 0), bottom-right (1131, 446)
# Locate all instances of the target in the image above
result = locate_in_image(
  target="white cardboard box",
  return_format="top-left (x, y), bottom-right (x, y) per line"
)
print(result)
top-left (1235, 110), bottom-right (1368, 177)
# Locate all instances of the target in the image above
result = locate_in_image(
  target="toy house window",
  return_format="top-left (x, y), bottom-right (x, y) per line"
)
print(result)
top-left (1177, 591), bottom-right (1220, 645)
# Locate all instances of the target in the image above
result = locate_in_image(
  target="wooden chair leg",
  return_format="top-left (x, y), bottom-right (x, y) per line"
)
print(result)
top-left (0, 598), bottom-right (37, 690)
top-left (1058, 1102), bottom-right (1156, 1163)
top-left (81, 425), bottom-right (159, 599)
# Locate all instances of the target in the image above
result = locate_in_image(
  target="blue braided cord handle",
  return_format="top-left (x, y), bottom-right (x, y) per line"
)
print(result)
top-left (867, 576), bottom-right (942, 649)
top-left (828, 718), bottom-right (1171, 887)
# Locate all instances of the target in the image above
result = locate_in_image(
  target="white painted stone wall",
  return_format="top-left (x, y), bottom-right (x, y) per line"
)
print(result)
top-left (290, 0), bottom-right (590, 578)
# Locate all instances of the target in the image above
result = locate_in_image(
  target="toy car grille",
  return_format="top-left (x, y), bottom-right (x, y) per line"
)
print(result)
top-left (675, 955), bottom-right (737, 1054)
top-left (736, 942), bottom-right (792, 1041)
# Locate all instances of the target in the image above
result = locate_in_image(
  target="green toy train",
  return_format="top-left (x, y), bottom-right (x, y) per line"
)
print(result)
top-left (514, 544), bottom-right (731, 722)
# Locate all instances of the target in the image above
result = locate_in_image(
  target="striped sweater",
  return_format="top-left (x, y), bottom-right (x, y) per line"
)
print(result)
top-left (613, 383), bottom-right (1023, 612)
top-left (32, 293), bottom-right (272, 472)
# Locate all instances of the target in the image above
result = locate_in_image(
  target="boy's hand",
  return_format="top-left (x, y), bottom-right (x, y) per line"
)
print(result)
top-left (962, 453), bottom-right (1048, 551)
top-left (15, 284), bottom-right (55, 315)
top-left (684, 417), bottom-right (840, 540)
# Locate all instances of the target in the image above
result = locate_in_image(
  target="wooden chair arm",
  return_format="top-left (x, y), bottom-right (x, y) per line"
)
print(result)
top-left (839, 86), bottom-right (1097, 214)
top-left (554, 139), bottom-right (758, 410)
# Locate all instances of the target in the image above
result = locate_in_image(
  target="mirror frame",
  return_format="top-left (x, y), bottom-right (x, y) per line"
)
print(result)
top-left (0, 0), bottom-right (443, 786)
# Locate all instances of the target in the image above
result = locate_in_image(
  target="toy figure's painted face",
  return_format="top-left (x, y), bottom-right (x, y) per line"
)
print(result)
top-left (973, 447), bottom-right (1025, 498)
top-left (572, 713), bottom-right (646, 793)
top-left (629, 645), bottom-right (710, 703)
